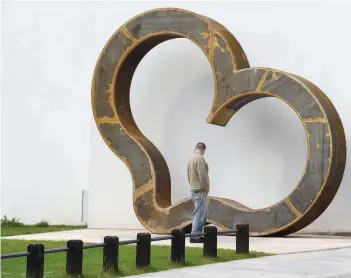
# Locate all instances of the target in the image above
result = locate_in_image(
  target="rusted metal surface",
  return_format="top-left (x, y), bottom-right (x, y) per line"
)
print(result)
top-left (91, 8), bottom-right (346, 236)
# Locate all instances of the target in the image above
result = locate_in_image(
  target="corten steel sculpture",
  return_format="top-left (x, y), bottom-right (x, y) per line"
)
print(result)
top-left (92, 8), bottom-right (346, 236)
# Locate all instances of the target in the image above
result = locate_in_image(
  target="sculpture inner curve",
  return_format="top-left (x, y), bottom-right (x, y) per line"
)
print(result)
top-left (114, 34), bottom-right (181, 209)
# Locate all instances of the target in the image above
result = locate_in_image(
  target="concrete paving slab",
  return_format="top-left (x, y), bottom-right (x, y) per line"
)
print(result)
top-left (2, 229), bottom-right (351, 255)
top-left (127, 247), bottom-right (351, 278)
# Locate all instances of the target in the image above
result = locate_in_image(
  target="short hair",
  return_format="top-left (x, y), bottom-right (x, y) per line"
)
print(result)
top-left (195, 142), bottom-right (206, 150)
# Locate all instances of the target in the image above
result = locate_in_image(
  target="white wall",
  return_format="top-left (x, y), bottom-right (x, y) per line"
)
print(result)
top-left (1, 1), bottom-right (96, 224)
top-left (2, 1), bottom-right (350, 232)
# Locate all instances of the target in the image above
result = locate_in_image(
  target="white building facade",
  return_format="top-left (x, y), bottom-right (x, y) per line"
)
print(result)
top-left (2, 1), bottom-right (350, 233)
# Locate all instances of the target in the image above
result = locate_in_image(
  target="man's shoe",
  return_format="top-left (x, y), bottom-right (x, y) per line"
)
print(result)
top-left (190, 237), bottom-right (204, 243)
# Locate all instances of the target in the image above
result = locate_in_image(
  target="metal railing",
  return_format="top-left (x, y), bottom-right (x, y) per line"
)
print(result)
top-left (0, 224), bottom-right (250, 278)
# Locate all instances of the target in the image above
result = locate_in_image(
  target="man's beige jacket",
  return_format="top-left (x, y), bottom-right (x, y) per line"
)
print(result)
top-left (187, 153), bottom-right (210, 193)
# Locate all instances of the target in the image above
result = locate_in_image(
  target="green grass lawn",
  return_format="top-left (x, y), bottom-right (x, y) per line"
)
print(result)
top-left (1, 225), bottom-right (87, 237)
top-left (1, 239), bottom-right (269, 277)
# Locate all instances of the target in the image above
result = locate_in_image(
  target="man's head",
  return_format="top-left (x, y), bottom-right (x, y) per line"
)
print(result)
top-left (194, 142), bottom-right (206, 155)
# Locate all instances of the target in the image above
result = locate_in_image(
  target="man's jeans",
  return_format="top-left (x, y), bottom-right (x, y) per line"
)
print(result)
top-left (190, 191), bottom-right (208, 239)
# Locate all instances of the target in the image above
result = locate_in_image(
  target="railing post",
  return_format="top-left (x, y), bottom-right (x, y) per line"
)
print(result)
top-left (236, 224), bottom-right (249, 254)
top-left (103, 236), bottom-right (119, 272)
top-left (26, 244), bottom-right (44, 278)
top-left (203, 226), bottom-right (217, 258)
top-left (136, 233), bottom-right (151, 268)
top-left (66, 240), bottom-right (83, 275)
top-left (171, 229), bottom-right (185, 263)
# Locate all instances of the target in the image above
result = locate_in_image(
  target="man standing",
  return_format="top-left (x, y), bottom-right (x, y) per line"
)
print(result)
top-left (187, 142), bottom-right (210, 243)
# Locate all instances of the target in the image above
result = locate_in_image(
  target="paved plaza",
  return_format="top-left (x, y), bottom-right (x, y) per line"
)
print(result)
top-left (129, 247), bottom-right (351, 278)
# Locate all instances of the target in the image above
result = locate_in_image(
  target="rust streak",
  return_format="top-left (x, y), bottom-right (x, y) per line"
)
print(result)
top-left (134, 180), bottom-right (154, 199)
top-left (200, 31), bottom-right (209, 40)
top-left (96, 116), bottom-right (119, 125)
top-left (285, 198), bottom-right (302, 217)
top-left (209, 25), bottom-right (215, 64)
top-left (105, 83), bottom-right (118, 118)
top-left (255, 70), bottom-right (269, 92)
top-left (121, 26), bottom-right (138, 43)
top-left (214, 36), bottom-right (226, 53)
top-left (272, 72), bottom-right (280, 80)
top-left (303, 118), bottom-right (327, 123)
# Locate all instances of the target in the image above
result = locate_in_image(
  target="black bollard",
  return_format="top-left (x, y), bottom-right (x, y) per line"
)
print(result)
top-left (136, 233), bottom-right (151, 268)
top-left (171, 229), bottom-right (185, 263)
top-left (26, 244), bottom-right (44, 278)
top-left (204, 226), bottom-right (217, 258)
top-left (236, 224), bottom-right (249, 254)
top-left (103, 236), bottom-right (119, 272)
top-left (66, 240), bottom-right (83, 275)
